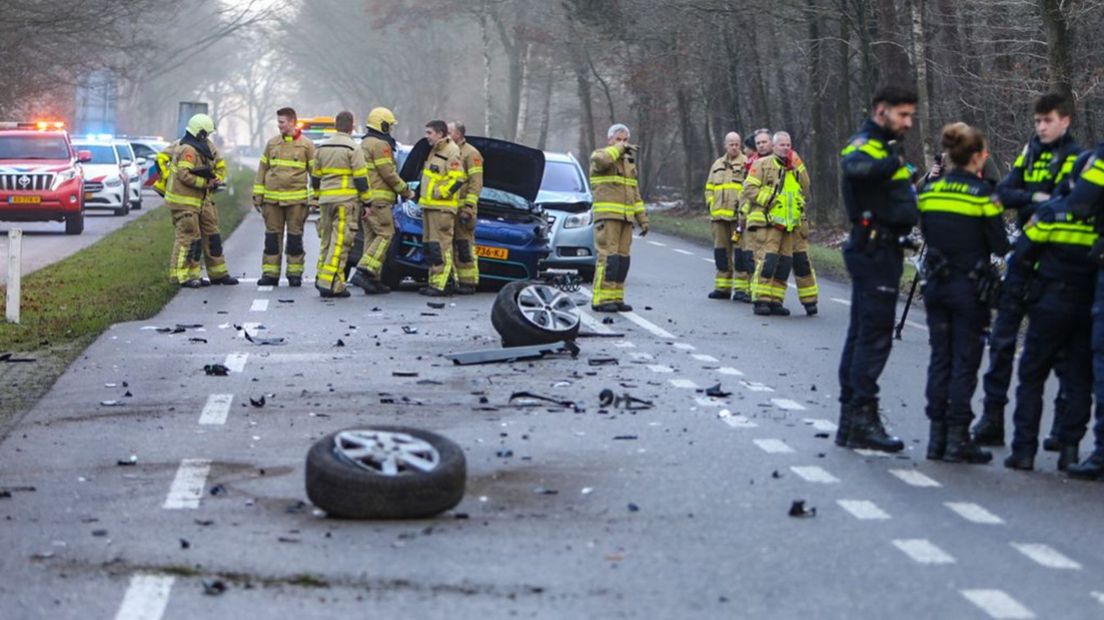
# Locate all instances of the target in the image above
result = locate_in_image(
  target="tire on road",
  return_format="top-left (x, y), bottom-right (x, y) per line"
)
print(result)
top-left (65, 211), bottom-right (84, 235)
top-left (491, 280), bottom-right (581, 347)
top-left (114, 202), bottom-right (129, 217)
top-left (131, 196), bottom-right (143, 210)
top-left (305, 426), bottom-right (466, 519)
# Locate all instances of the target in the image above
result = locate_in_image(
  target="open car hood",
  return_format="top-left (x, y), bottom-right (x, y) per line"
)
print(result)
top-left (399, 136), bottom-right (545, 202)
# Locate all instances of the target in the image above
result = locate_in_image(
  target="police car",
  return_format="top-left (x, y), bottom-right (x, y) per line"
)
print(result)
top-left (0, 121), bottom-right (89, 234)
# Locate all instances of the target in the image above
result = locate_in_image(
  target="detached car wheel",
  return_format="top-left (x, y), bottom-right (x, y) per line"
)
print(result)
top-left (491, 280), bottom-right (581, 347)
top-left (305, 426), bottom-right (466, 519)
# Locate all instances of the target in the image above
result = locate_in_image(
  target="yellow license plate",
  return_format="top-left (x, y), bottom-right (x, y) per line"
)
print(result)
top-left (475, 246), bottom-right (508, 260)
top-left (10, 195), bottom-right (41, 204)
top-left (84, 192), bottom-right (94, 199)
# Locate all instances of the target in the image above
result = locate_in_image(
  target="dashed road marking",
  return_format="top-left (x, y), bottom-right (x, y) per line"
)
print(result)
top-left (673, 342), bottom-right (696, 351)
top-left (250, 299), bottom-right (269, 312)
top-left (945, 502), bottom-right (1004, 525)
top-left (694, 396), bottom-right (726, 408)
top-left (701, 258), bottom-right (714, 263)
top-left (669, 378), bottom-right (699, 389)
top-left (647, 241), bottom-right (667, 247)
top-left (647, 364), bottom-right (674, 374)
top-left (853, 449), bottom-right (892, 458)
top-left (673, 249), bottom-right (694, 256)
top-left (905, 320), bottom-right (928, 331)
top-left (790, 465), bottom-right (839, 483)
top-left (717, 367), bottom-right (744, 376)
top-left (629, 351), bottom-right (655, 361)
top-left (1010, 542), bottom-right (1081, 570)
top-left (892, 539), bottom-right (956, 564)
top-left (198, 394), bottom-right (234, 425)
top-left (741, 380), bottom-right (774, 393)
top-left (889, 469), bottom-right (941, 488)
top-left (614, 341), bottom-right (636, 348)
top-left (837, 499), bottom-right (890, 520)
top-left (621, 311), bottom-right (677, 339)
top-left (804, 418), bottom-right (838, 432)
top-left (257, 285), bottom-right (273, 292)
top-left (691, 353), bottom-right (718, 362)
top-left (830, 297), bottom-right (851, 306)
top-left (114, 573), bottom-right (174, 620)
top-left (1091, 591), bottom-right (1104, 607)
top-left (718, 410), bottom-right (756, 428)
top-left (753, 438), bottom-right (794, 454)
top-left (578, 310), bottom-right (615, 334)
top-left (770, 398), bottom-right (806, 411)
top-left (163, 459), bottom-right (211, 509)
top-left (960, 589), bottom-right (1035, 619)
top-left (224, 353), bottom-right (249, 373)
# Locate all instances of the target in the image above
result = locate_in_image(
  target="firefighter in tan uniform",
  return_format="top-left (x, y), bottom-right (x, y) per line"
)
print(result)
top-left (310, 111), bottom-right (368, 298)
top-left (704, 132), bottom-right (747, 299)
top-left (253, 107), bottom-right (315, 287)
top-left (743, 131), bottom-right (816, 316)
top-left (350, 107), bottom-right (412, 295)
top-left (449, 121), bottom-right (484, 294)
top-left (590, 123), bottom-right (649, 312)
top-left (162, 114), bottom-right (238, 287)
top-left (417, 120), bottom-right (465, 297)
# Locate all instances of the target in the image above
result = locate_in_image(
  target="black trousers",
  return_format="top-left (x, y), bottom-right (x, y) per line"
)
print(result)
top-left (838, 244), bottom-right (904, 408)
top-left (924, 274), bottom-right (989, 425)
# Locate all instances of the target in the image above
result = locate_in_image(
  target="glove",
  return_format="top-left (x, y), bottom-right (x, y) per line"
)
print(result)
top-left (401, 188), bottom-right (414, 201)
top-left (252, 195), bottom-right (263, 212)
top-left (639, 221), bottom-right (649, 237)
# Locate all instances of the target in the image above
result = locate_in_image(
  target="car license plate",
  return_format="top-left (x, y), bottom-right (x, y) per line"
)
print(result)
top-left (84, 192), bottom-right (94, 199)
top-left (476, 246), bottom-right (508, 260)
top-left (9, 195), bottom-right (41, 204)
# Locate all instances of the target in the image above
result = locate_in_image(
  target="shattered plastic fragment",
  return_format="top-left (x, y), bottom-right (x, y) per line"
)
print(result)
top-left (208, 484), bottom-right (227, 496)
top-left (509, 391), bottom-right (581, 412)
top-left (402, 326), bottom-right (418, 334)
top-left (244, 330), bottom-right (286, 346)
top-left (100, 400), bottom-right (122, 407)
top-left (116, 455), bottom-right (138, 466)
top-left (705, 384), bottom-right (733, 398)
top-left (334, 339), bottom-right (345, 347)
top-left (788, 500), bottom-right (816, 518)
top-left (249, 396), bottom-right (266, 408)
top-left (204, 364), bottom-right (230, 376)
top-left (392, 371), bottom-right (419, 377)
top-left (598, 389), bottom-right (616, 407)
top-left (202, 580), bottom-right (227, 596)
top-left (588, 357), bottom-right (619, 366)
top-left (627, 503), bottom-right (640, 512)
top-left (427, 301), bottom-right (446, 309)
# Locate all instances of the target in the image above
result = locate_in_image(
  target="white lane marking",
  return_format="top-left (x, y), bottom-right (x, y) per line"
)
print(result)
top-left (621, 311), bottom-right (676, 339)
top-left (578, 310), bottom-right (614, 334)
top-left (718, 367), bottom-right (744, 376)
top-left (673, 249), bottom-right (694, 256)
top-left (694, 396), bottom-right (726, 408)
top-left (804, 418), bottom-right (838, 432)
top-left (741, 381), bottom-right (774, 393)
top-left (629, 351), bottom-right (655, 361)
top-left (853, 449), bottom-right (892, 458)
top-left (718, 409), bottom-right (757, 428)
top-left (771, 398), bottom-right (807, 411)
top-left (163, 459), bottom-right (211, 509)
top-left (702, 258), bottom-right (714, 263)
top-left (198, 394), bottom-right (234, 425)
top-left (790, 465), bottom-right (839, 483)
top-left (830, 297), bottom-right (851, 306)
top-left (238, 277), bottom-right (259, 283)
top-left (647, 364), bottom-right (674, 374)
top-left (224, 353), bottom-right (249, 373)
top-left (577, 288), bottom-right (594, 299)
top-left (250, 299), bottom-right (269, 312)
top-left (673, 342), bottom-right (696, 351)
top-left (691, 353), bottom-right (718, 362)
top-left (906, 320), bottom-right (928, 331)
top-left (1091, 591), bottom-right (1104, 607)
top-left (256, 285), bottom-right (273, 292)
top-left (892, 539), bottom-right (956, 564)
top-left (237, 322), bottom-right (264, 339)
top-left (753, 438), bottom-right (794, 454)
top-left (669, 378), bottom-right (699, 389)
top-left (614, 341), bottom-right (636, 348)
top-left (960, 589), bottom-right (1035, 619)
top-left (837, 499), bottom-right (890, 520)
top-left (647, 240), bottom-right (667, 247)
top-left (889, 469), bottom-right (941, 488)
top-left (945, 502), bottom-right (1004, 525)
top-left (114, 574), bottom-right (174, 620)
top-left (1010, 543), bottom-right (1082, 570)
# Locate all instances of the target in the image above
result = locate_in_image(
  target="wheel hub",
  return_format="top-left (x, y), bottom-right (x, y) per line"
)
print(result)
top-left (333, 430), bottom-right (440, 476)
top-left (516, 284), bottom-right (579, 332)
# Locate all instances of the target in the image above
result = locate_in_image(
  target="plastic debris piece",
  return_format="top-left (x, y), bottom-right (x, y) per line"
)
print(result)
top-left (334, 339), bottom-right (345, 347)
top-left (208, 484), bottom-right (227, 496)
top-left (601, 317), bottom-right (615, 325)
top-left (194, 519), bottom-right (214, 527)
top-left (402, 326), bottom-right (418, 334)
top-left (496, 450), bottom-right (514, 458)
top-left (202, 580), bottom-right (227, 596)
top-left (613, 435), bottom-right (638, 440)
top-left (627, 503), bottom-right (640, 512)
top-left (204, 364), bottom-right (230, 376)
top-left (589, 357), bottom-right (619, 366)
top-left (788, 500), bottom-right (816, 518)
top-left (392, 371), bottom-right (419, 377)
top-left (244, 330), bottom-right (286, 346)
top-left (116, 455), bottom-right (138, 466)
top-left (278, 299), bottom-right (295, 303)
top-left (705, 383), bottom-right (733, 398)
top-left (180, 538), bottom-right (191, 549)
top-left (0, 352), bottom-right (36, 363)
top-left (427, 301), bottom-right (446, 309)
top-left (249, 396), bottom-right (266, 408)
top-left (100, 400), bottom-right (122, 407)
top-left (509, 391), bottom-right (581, 413)
top-left (534, 487), bottom-right (558, 495)
top-left (599, 389), bottom-right (616, 407)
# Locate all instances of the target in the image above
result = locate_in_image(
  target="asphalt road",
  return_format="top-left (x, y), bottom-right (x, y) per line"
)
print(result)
top-left (0, 210), bottom-right (1100, 619)
top-left (0, 193), bottom-right (161, 285)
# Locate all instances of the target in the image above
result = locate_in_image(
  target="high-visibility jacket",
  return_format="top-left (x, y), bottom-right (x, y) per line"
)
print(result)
top-left (590, 143), bottom-right (647, 224)
top-left (704, 153), bottom-right (747, 221)
top-left (743, 153), bottom-right (810, 231)
top-left (310, 132), bottom-right (368, 205)
top-left (164, 137), bottom-right (224, 210)
top-left (253, 131), bottom-right (315, 205)
top-left (359, 131), bottom-right (408, 203)
top-left (456, 140), bottom-right (484, 209)
top-left (418, 137), bottom-right (464, 212)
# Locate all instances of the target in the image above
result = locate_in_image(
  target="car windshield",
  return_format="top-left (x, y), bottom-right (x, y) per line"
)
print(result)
top-left (481, 187), bottom-right (531, 211)
top-left (541, 160), bottom-right (586, 193)
top-left (75, 144), bottom-right (117, 164)
top-left (0, 135), bottom-right (70, 159)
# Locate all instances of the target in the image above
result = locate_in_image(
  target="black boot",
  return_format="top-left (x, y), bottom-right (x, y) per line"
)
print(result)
top-left (349, 269), bottom-right (378, 294)
top-left (971, 409), bottom-right (1005, 446)
top-left (1003, 451), bottom-right (1035, 471)
top-left (210, 275), bottom-right (239, 285)
top-left (926, 420), bottom-right (948, 461)
top-left (1042, 435), bottom-right (1062, 453)
top-left (616, 302), bottom-right (633, 312)
top-left (846, 401), bottom-right (905, 453)
top-left (287, 275), bottom-right (302, 287)
top-left (180, 279), bottom-right (202, 289)
top-left (769, 303), bottom-right (791, 316)
top-left (455, 284), bottom-right (476, 295)
top-left (753, 302), bottom-right (772, 316)
top-left (592, 302), bottom-right (620, 313)
top-left (733, 291), bottom-right (752, 303)
top-left (1067, 449), bottom-right (1104, 480)
top-left (257, 275), bottom-right (279, 286)
top-left (945, 423), bottom-right (992, 464)
top-left (834, 403), bottom-right (853, 447)
top-left (418, 286), bottom-right (447, 297)
top-left (708, 290), bottom-right (730, 300)
top-left (803, 303), bottom-right (818, 316)
top-left (1057, 444), bottom-right (1079, 472)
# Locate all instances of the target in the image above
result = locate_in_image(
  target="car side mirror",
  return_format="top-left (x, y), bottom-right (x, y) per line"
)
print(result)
top-left (77, 150), bottom-right (92, 163)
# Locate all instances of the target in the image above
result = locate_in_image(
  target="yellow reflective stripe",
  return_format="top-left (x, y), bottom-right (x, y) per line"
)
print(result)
top-left (593, 202), bottom-right (635, 213)
top-left (258, 155), bottom-right (269, 164)
top-left (264, 189), bottom-right (309, 200)
top-left (715, 182), bottom-right (743, 191)
top-left (798, 284), bottom-right (819, 297)
top-left (1024, 221), bottom-right (1098, 246)
top-left (590, 175), bottom-right (638, 187)
top-left (177, 160), bottom-right (195, 170)
top-left (352, 167), bottom-right (369, 177)
top-left (269, 158), bottom-right (307, 169)
top-left (317, 167), bottom-right (352, 175)
top-left (467, 166), bottom-right (484, 175)
top-left (372, 157), bottom-right (394, 167)
top-left (1082, 160), bottom-right (1104, 187)
top-left (746, 211), bottom-right (768, 225)
top-left (165, 191), bottom-right (202, 208)
top-left (745, 176), bottom-right (763, 187)
top-left (892, 167), bottom-right (911, 181)
top-left (918, 193), bottom-right (1002, 217)
top-left (318, 188), bottom-right (358, 197)
top-left (604, 146), bottom-right (620, 160)
top-left (710, 209), bottom-right (736, 218)
top-left (359, 189), bottom-right (397, 201)
top-left (252, 185), bottom-right (266, 194)
top-left (464, 194), bottom-right (479, 206)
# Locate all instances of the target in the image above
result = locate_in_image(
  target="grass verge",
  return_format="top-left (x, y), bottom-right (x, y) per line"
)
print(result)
top-left (0, 166), bottom-right (251, 432)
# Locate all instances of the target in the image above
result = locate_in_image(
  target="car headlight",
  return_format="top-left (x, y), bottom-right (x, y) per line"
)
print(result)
top-left (51, 169), bottom-right (79, 190)
top-left (105, 177), bottom-right (122, 188)
top-left (563, 210), bottom-right (593, 229)
top-left (403, 201), bottom-right (422, 220)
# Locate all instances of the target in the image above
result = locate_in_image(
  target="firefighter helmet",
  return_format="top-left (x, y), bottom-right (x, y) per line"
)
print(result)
top-left (367, 107), bottom-right (397, 134)
top-left (186, 113), bottom-right (216, 137)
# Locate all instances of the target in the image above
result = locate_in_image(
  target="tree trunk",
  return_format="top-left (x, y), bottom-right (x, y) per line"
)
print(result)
top-left (572, 47), bottom-right (595, 159)
top-left (909, 0), bottom-right (932, 165)
top-left (1038, 0), bottom-right (1074, 103)
top-left (536, 64), bottom-right (554, 150)
top-left (480, 2), bottom-right (493, 136)
top-left (514, 42), bottom-right (532, 143)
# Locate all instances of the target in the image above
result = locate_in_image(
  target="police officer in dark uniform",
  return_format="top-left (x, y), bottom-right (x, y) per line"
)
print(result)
top-left (835, 85), bottom-right (919, 452)
top-left (1063, 145), bottom-right (1104, 479)
top-left (917, 123), bottom-right (1009, 464)
top-left (1003, 169), bottom-right (1098, 472)
top-left (974, 94), bottom-right (1083, 448)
